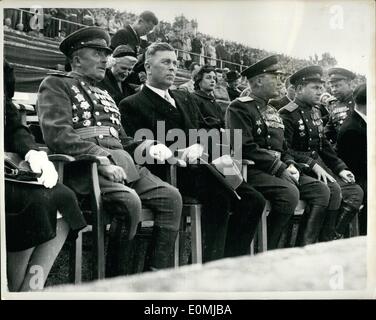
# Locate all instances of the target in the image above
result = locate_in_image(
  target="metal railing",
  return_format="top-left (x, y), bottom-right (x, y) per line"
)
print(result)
top-left (5, 8), bottom-right (248, 72)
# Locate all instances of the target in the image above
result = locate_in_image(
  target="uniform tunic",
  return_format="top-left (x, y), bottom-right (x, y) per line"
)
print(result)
top-left (226, 94), bottom-right (331, 248)
top-left (324, 92), bottom-right (355, 144)
top-left (37, 71), bottom-right (182, 239)
top-left (279, 98), bottom-right (363, 211)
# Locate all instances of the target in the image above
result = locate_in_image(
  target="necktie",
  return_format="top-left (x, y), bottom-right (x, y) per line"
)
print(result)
top-left (164, 91), bottom-right (176, 108)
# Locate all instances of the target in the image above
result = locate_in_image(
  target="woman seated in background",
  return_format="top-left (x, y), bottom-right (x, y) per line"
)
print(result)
top-left (190, 65), bottom-right (266, 258)
top-left (4, 60), bottom-right (87, 292)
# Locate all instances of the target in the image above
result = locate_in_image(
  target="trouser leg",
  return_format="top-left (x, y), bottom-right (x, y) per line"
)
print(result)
top-left (335, 180), bottom-right (364, 237)
top-left (296, 175), bottom-right (330, 246)
top-left (247, 169), bottom-right (299, 250)
top-left (102, 189), bottom-right (142, 277)
top-left (225, 181), bottom-right (266, 257)
top-left (319, 180), bottom-right (342, 242)
top-left (131, 167), bottom-right (183, 270)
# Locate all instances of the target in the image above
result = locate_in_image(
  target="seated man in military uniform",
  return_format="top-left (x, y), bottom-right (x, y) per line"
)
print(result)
top-left (37, 27), bottom-right (182, 276)
top-left (325, 67), bottom-right (356, 145)
top-left (279, 66), bottom-right (363, 240)
top-left (226, 55), bottom-right (332, 249)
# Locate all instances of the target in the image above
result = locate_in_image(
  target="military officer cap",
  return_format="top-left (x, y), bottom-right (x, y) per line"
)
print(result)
top-left (241, 55), bottom-right (283, 79)
top-left (59, 26), bottom-right (112, 57)
top-left (328, 67), bottom-right (356, 82)
top-left (112, 44), bottom-right (137, 58)
top-left (353, 83), bottom-right (366, 105)
top-left (289, 65), bottom-right (325, 86)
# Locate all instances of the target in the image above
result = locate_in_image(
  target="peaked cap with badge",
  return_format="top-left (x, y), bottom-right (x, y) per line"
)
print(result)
top-left (59, 26), bottom-right (113, 57)
top-left (241, 55), bottom-right (283, 79)
top-left (328, 67), bottom-right (356, 83)
top-left (289, 65), bottom-right (325, 86)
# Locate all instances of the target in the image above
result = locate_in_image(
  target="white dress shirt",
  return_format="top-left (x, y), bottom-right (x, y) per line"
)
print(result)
top-left (146, 83), bottom-right (176, 107)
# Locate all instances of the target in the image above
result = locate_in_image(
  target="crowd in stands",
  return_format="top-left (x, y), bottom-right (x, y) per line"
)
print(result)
top-left (3, 7), bottom-right (368, 293)
top-left (3, 7), bottom-right (363, 81)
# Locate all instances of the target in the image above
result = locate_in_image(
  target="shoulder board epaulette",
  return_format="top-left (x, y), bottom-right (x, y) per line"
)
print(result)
top-left (46, 71), bottom-right (73, 78)
top-left (279, 101), bottom-right (299, 113)
top-left (237, 96), bottom-right (254, 102)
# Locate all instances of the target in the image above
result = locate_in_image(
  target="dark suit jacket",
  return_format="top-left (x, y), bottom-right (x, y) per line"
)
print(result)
top-left (110, 25), bottom-right (145, 85)
top-left (337, 111), bottom-right (367, 188)
top-left (119, 85), bottom-right (200, 143)
top-left (119, 85), bottom-right (202, 182)
top-left (110, 25), bottom-right (140, 52)
top-left (98, 69), bottom-right (136, 106)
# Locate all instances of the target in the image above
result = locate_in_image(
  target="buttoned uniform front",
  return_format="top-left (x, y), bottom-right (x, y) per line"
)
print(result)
top-left (279, 99), bottom-right (364, 231)
top-left (37, 70), bottom-right (183, 275)
top-left (191, 89), bottom-right (266, 257)
top-left (324, 93), bottom-right (355, 145)
top-left (120, 85), bottom-right (233, 262)
top-left (325, 67), bottom-right (357, 145)
top-left (226, 94), bottom-right (331, 249)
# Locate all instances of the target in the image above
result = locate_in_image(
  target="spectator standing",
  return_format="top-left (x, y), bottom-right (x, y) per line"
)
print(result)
top-left (191, 33), bottom-right (203, 64)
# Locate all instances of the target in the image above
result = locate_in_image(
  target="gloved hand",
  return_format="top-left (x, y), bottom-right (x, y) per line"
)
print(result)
top-left (149, 144), bottom-right (173, 162)
top-left (286, 164), bottom-right (300, 182)
top-left (37, 160), bottom-right (59, 188)
top-left (25, 150), bottom-right (49, 174)
top-left (280, 168), bottom-right (299, 187)
top-left (178, 144), bottom-right (204, 163)
top-left (25, 150), bottom-right (58, 188)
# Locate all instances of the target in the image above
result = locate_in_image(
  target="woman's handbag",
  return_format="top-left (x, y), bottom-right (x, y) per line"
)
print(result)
top-left (4, 152), bottom-right (41, 182)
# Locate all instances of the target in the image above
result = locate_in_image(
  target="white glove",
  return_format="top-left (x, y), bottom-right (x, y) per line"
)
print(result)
top-left (178, 144), bottom-right (204, 163)
top-left (37, 161), bottom-right (59, 188)
top-left (25, 150), bottom-right (49, 173)
top-left (25, 150), bottom-right (58, 188)
top-left (149, 144), bottom-right (173, 162)
top-left (287, 164), bottom-right (300, 182)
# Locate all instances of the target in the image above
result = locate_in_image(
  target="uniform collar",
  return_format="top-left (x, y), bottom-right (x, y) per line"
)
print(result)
top-left (69, 71), bottom-right (97, 86)
top-left (294, 98), bottom-right (315, 110)
top-left (250, 93), bottom-right (268, 107)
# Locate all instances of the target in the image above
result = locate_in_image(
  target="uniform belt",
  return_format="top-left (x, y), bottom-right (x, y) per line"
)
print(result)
top-left (76, 126), bottom-right (119, 140)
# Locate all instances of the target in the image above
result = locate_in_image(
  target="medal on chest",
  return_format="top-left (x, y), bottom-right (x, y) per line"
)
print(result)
top-left (262, 106), bottom-right (285, 130)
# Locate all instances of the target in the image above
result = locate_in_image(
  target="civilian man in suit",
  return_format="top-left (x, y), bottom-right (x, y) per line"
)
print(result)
top-left (337, 83), bottom-right (367, 235)
top-left (110, 11), bottom-right (158, 87)
top-left (110, 11), bottom-right (158, 52)
top-left (37, 27), bottom-right (182, 276)
top-left (120, 43), bottom-right (266, 261)
top-left (98, 45), bottom-right (138, 105)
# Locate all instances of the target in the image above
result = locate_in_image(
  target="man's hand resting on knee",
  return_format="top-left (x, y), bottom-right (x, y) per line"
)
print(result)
top-left (98, 164), bottom-right (127, 183)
